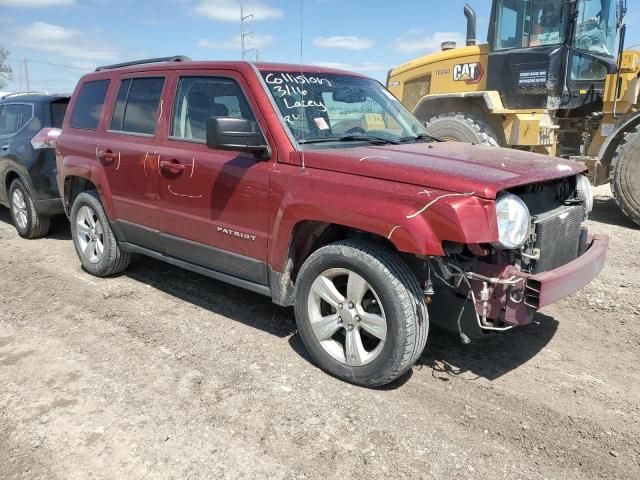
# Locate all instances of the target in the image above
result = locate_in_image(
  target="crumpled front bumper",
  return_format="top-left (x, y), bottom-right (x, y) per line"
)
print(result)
top-left (522, 234), bottom-right (608, 310)
top-left (470, 234), bottom-right (609, 326)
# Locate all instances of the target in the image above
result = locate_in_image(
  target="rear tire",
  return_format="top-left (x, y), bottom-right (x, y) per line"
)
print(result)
top-left (9, 178), bottom-right (50, 239)
top-left (611, 127), bottom-right (640, 227)
top-left (426, 112), bottom-right (500, 146)
top-left (294, 240), bottom-right (429, 387)
top-left (70, 191), bottom-right (131, 276)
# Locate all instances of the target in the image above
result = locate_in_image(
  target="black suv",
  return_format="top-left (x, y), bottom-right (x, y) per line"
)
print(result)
top-left (0, 93), bottom-right (70, 238)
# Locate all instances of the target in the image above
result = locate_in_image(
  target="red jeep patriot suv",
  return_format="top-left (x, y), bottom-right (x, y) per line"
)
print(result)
top-left (56, 56), bottom-right (608, 387)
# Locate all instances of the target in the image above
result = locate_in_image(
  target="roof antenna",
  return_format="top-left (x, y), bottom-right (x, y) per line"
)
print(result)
top-left (299, 0), bottom-right (306, 173)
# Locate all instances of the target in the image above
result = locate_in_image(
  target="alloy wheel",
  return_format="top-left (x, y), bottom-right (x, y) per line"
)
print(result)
top-left (11, 189), bottom-right (28, 230)
top-left (307, 268), bottom-right (387, 366)
top-left (75, 206), bottom-right (105, 264)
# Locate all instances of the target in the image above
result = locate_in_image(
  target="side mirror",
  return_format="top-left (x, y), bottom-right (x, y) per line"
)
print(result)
top-left (206, 117), bottom-right (270, 158)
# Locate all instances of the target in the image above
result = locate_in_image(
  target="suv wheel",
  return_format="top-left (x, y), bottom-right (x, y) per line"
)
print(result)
top-left (294, 240), bottom-right (429, 387)
top-left (70, 191), bottom-right (131, 276)
top-left (9, 178), bottom-right (51, 239)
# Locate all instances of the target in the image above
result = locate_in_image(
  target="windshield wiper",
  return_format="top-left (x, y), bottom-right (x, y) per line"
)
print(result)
top-left (399, 133), bottom-right (442, 143)
top-left (299, 134), bottom-right (399, 145)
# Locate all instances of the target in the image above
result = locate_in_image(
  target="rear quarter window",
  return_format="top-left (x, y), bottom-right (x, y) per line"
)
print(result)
top-left (50, 99), bottom-right (69, 129)
top-left (70, 80), bottom-right (110, 130)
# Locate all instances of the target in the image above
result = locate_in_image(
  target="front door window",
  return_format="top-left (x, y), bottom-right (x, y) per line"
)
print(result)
top-left (171, 76), bottom-right (257, 142)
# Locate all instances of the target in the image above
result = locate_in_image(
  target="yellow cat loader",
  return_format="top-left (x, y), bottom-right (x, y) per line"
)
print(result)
top-left (387, 0), bottom-right (640, 226)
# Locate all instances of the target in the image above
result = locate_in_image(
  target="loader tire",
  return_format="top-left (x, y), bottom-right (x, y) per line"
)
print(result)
top-left (610, 127), bottom-right (640, 227)
top-left (426, 112), bottom-right (500, 146)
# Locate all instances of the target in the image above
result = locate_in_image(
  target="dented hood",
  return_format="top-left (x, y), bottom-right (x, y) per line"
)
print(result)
top-left (301, 142), bottom-right (585, 199)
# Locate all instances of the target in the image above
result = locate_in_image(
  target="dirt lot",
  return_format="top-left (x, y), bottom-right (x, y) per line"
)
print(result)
top-left (0, 185), bottom-right (639, 480)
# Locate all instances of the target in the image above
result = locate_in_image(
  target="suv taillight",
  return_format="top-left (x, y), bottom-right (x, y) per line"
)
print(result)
top-left (31, 128), bottom-right (61, 150)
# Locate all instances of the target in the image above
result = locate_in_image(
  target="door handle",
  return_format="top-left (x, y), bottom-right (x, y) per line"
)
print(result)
top-left (97, 149), bottom-right (117, 163)
top-left (160, 160), bottom-right (185, 174)
top-left (1, 144), bottom-right (9, 151)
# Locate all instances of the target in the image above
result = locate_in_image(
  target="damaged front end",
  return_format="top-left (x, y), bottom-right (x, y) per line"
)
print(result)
top-left (425, 176), bottom-right (608, 340)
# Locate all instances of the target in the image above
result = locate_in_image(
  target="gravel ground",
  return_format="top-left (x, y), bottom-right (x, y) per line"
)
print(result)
top-left (0, 185), bottom-right (638, 480)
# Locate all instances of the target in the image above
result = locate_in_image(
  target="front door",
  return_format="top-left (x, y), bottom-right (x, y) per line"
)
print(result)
top-left (100, 75), bottom-right (166, 250)
top-left (156, 72), bottom-right (272, 286)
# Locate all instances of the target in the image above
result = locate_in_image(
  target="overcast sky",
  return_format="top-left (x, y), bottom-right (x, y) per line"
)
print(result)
top-left (1, 0), bottom-right (639, 93)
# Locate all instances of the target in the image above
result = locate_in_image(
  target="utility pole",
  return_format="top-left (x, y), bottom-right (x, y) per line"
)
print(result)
top-left (24, 58), bottom-right (30, 91)
top-left (240, 3), bottom-right (255, 60)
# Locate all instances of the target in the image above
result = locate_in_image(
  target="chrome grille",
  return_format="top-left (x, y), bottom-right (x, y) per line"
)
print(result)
top-left (532, 205), bottom-right (585, 273)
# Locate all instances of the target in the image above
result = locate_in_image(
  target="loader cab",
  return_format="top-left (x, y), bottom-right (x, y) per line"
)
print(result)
top-left (487, 0), bottom-right (619, 111)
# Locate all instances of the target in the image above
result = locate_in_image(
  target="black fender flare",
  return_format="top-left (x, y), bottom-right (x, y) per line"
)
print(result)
top-left (2, 164), bottom-right (34, 201)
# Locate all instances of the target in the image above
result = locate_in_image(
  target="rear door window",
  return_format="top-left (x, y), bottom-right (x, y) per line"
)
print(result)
top-left (70, 80), bottom-right (110, 130)
top-left (109, 77), bottom-right (165, 135)
top-left (0, 103), bottom-right (34, 136)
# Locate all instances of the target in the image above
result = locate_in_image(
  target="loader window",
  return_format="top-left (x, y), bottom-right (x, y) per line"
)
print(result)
top-left (574, 0), bottom-right (617, 57)
top-left (530, 0), bottom-right (567, 47)
top-left (496, 3), bottom-right (521, 49)
top-left (570, 53), bottom-right (609, 81)
top-left (494, 0), bottom-right (569, 50)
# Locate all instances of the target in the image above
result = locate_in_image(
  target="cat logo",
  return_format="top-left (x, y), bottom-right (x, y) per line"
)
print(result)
top-left (453, 62), bottom-right (484, 84)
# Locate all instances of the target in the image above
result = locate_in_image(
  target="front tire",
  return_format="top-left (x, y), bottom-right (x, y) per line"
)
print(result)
top-left (70, 191), bottom-right (131, 276)
top-left (610, 127), bottom-right (640, 227)
top-left (426, 112), bottom-right (500, 146)
top-left (9, 178), bottom-right (50, 239)
top-left (294, 240), bottom-right (429, 387)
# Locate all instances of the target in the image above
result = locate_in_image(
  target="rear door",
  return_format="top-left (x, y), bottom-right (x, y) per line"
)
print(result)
top-left (155, 70), bottom-right (273, 285)
top-left (100, 74), bottom-right (167, 250)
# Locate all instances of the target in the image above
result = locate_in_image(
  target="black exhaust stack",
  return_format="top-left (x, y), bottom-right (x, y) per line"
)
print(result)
top-left (464, 4), bottom-right (477, 46)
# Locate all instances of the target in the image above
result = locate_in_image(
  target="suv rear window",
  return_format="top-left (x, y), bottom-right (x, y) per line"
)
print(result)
top-left (70, 80), bottom-right (110, 130)
top-left (50, 100), bottom-right (69, 129)
top-left (110, 77), bottom-right (165, 135)
top-left (0, 104), bottom-right (33, 136)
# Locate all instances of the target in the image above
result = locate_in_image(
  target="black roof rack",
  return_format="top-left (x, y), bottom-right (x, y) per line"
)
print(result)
top-left (95, 55), bottom-right (191, 72)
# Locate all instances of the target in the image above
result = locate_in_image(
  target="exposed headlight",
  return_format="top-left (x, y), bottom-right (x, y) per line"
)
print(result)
top-left (495, 194), bottom-right (531, 249)
top-left (576, 174), bottom-right (594, 214)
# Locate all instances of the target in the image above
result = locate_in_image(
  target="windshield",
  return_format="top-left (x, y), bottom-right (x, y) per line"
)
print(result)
top-left (574, 0), bottom-right (617, 56)
top-left (494, 0), bottom-right (570, 50)
top-left (260, 71), bottom-right (429, 145)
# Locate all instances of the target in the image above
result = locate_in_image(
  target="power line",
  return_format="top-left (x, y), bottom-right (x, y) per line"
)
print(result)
top-left (6, 58), bottom-right (88, 71)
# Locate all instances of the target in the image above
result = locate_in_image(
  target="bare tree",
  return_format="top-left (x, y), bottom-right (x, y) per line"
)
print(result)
top-left (0, 48), bottom-right (13, 90)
